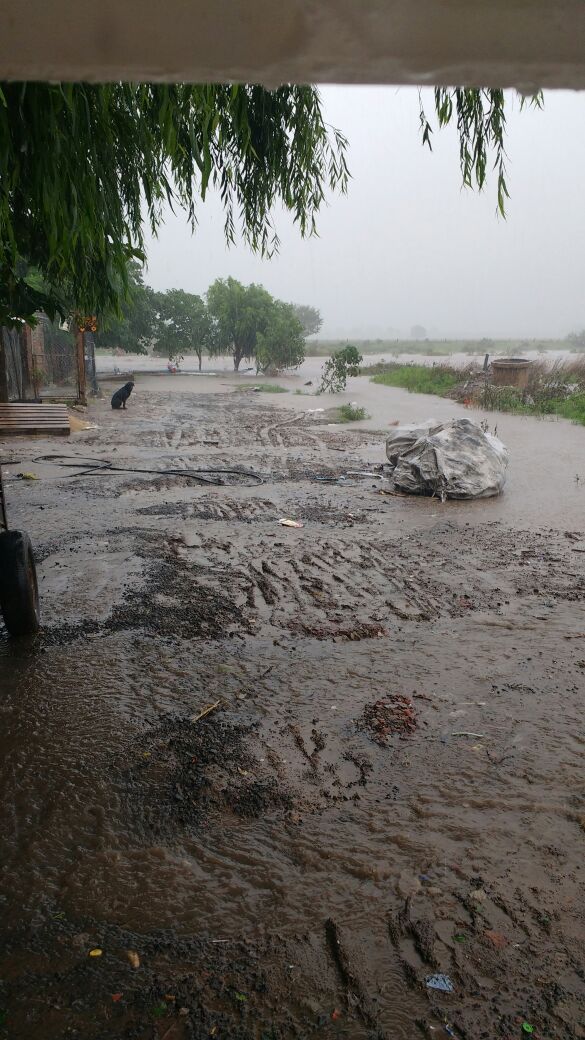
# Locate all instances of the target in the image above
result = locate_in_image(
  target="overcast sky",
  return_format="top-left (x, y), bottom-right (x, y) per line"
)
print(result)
top-left (143, 87), bottom-right (585, 340)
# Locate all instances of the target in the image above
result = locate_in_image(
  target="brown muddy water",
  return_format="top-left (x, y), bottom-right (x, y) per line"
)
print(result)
top-left (1, 379), bottom-right (584, 1040)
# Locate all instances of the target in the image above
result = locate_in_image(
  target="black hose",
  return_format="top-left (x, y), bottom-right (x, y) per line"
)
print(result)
top-left (30, 455), bottom-right (265, 487)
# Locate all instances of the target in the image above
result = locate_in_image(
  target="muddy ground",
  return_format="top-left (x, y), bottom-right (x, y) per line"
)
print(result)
top-left (1, 380), bottom-right (584, 1040)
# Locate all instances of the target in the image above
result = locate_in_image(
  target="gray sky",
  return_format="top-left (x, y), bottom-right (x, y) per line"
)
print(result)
top-left (144, 87), bottom-right (585, 340)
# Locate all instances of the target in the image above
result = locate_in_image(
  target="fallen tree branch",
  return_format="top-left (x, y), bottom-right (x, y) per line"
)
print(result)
top-left (190, 700), bottom-right (223, 724)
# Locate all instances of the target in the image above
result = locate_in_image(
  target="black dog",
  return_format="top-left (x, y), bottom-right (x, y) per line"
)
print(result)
top-left (111, 382), bottom-right (135, 410)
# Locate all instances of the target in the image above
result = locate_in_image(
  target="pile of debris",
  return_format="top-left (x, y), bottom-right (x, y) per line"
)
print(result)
top-left (359, 695), bottom-right (417, 744)
top-left (445, 370), bottom-right (490, 405)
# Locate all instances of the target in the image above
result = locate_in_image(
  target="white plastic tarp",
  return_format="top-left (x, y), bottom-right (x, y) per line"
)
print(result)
top-left (385, 418), bottom-right (509, 500)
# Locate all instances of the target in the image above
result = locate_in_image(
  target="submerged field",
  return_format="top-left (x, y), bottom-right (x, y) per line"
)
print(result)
top-left (305, 337), bottom-right (571, 357)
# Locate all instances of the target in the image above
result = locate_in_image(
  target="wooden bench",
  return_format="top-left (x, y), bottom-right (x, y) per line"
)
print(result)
top-left (0, 403), bottom-right (70, 437)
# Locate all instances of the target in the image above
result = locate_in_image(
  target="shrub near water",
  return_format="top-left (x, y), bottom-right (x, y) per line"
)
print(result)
top-left (479, 359), bottom-right (585, 424)
top-left (319, 344), bottom-right (363, 393)
top-left (338, 403), bottom-right (369, 422)
top-left (480, 384), bottom-right (585, 425)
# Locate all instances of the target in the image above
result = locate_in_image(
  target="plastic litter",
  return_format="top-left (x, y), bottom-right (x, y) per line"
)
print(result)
top-left (522, 1024), bottom-right (534, 1035)
top-left (425, 974), bottom-right (455, 993)
top-left (386, 418), bottom-right (509, 500)
top-left (278, 518), bottom-right (304, 528)
top-left (89, 948), bottom-right (103, 957)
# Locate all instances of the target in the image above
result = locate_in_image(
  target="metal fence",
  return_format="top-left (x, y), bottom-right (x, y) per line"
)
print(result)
top-left (1, 317), bottom-right (88, 403)
top-left (34, 317), bottom-right (80, 399)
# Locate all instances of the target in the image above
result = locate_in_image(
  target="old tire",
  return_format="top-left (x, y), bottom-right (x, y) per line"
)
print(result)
top-left (0, 530), bottom-right (40, 636)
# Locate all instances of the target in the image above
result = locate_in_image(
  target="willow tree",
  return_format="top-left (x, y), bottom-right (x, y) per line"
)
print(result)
top-left (97, 261), bottom-right (158, 355)
top-left (0, 84), bottom-right (541, 330)
top-left (0, 83), bottom-right (349, 326)
top-left (419, 88), bottom-right (543, 216)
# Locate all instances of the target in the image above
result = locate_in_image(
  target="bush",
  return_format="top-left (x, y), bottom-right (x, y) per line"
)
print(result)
top-left (338, 403), bottom-right (369, 422)
top-left (478, 360), bottom-right (585, 424)
top-left (318, 344), bottom-right (363, 393)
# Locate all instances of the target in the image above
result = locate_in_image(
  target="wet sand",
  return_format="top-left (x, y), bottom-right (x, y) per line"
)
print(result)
top-left (1, 375), bottom-right (584, 1039)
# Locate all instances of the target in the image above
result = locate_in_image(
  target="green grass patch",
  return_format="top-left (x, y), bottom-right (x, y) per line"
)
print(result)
top-left (555, 393), bottom-right (585, 424)
top-left (337, 403), bottom-right (370, 422)
top-left (370, 364), bottom-right (460, 395)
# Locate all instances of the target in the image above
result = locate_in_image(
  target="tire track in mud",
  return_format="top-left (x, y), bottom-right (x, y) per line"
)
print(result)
top-left (258, 417), bottom-right (322, 449)
top-left (218, 537), bottom-right (467, 636)
top-left (100, 522), bottom-right (585, 645)
top-left (136, 495), bottom-right (373, 526)
top-left (110, 398), bottom-right (381, 459)
top-left (137, 495), bottom-right (276, 521)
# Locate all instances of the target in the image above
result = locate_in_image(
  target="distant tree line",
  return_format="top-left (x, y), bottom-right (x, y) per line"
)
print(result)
top-left (96, 264), bottom-right (323, 373)
top-left (566, 330), bottom-right (585, 350)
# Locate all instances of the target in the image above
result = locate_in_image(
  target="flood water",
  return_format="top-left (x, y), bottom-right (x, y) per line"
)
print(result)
top-left (1, 377), bottom-right (584, 1038)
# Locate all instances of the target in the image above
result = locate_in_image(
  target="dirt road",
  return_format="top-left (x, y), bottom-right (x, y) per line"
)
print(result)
top-left (1, 378), bottom-right (584, 1039)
